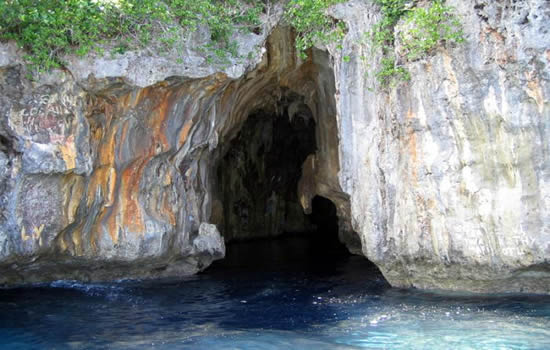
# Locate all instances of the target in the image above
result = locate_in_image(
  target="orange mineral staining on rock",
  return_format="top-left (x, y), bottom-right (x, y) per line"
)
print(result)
top-left (62, 174), bottom-right (85, 224)
top-left (118, 159), bottom-right (147, 235)
top-left (178, 121), bottom-right (193, 148)
top-left (86, 166), bottom-right (116, 207)
top-left (98, 126), bottom-right (117, 166)
top-left (162, 193), bottom-right (177, 226)
top-left (59, 134), bottom-right (77, 170)
top-left (141, 87), bottom-right (173, 155)
top-left (71, 226), bottom-right (84, 256)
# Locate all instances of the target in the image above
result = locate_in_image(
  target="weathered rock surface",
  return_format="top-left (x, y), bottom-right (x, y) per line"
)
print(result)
top-left (0, 0), bottom-right (549, 293)
top-left (331, 0), bottom-right (550, 293)
top-left (0, 13), bottom-right (281, 284)
top-left (0, 4), bottom-right (351, 285)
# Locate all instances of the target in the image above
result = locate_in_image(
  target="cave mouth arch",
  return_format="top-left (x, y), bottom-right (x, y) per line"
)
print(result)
top-left (212, 92), bottom-right (358, 270)
top-left (203, 34), bottom-right (379, 276)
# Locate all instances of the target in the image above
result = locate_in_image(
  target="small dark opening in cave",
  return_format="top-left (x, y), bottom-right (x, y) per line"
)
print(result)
top-left (308, 196), bottom-right (339, 240)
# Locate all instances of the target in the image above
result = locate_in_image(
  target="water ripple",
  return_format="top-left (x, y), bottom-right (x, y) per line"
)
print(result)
top-left (1, 237), bottom-right (549, 349)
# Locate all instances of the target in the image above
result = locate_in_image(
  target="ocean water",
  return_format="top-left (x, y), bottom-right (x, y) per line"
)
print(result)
top-left (1, 236), bottom-right (549, 349)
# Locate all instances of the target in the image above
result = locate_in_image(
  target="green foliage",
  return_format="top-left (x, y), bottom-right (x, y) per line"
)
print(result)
top-left (284, 0), bottom-right (346, 59)
top-left (169, 0), bottom-right (263, 45)
top-left (370, 0), bottom-right (464, 86)
top-left (400, 1), bottom-right (464, 60)
top-left (167, 0), bottom-right (263, 63)
top-left (375, 56), bottom-right (410, 86)
top-left (368, 0), bottom-right (408, 86)
top-left (371, 0), bottom-right (407, 49)
top-left (0, 0), bottom-right (465, 88)
top-left (0, 0), bottom-right (117, 71)
top-left (0, 0), bottom-right (264, 72)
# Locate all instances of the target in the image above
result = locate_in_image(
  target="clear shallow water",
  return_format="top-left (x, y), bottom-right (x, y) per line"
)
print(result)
top-left (1, 236), bottom-right (549, 349)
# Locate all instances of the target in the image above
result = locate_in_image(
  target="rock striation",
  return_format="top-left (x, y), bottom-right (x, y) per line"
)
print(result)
top-left (331, 0), bottom-right (550, 293)
top-left (0, 0), bottom-right (549, 293)
top-left (0, 13), bottom-right (352, 285)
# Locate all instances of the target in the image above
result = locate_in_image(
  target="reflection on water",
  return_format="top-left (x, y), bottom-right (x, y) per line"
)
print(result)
top-left (0, 236), bottom-right (549, 349)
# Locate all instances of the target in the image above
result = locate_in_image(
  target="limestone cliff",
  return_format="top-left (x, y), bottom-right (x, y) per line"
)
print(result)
top-left (331, 0), bottom-right (550, 293)
top-left (0, 0), bottom-right (549, 293)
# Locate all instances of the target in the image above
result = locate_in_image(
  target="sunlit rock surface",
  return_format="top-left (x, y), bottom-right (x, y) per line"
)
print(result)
top-left (0, 15), bottom-right (351, 285)
top-left (330, 0), bottom-right (550, 293)
top-left (0, 0), bottom-right (549, 293)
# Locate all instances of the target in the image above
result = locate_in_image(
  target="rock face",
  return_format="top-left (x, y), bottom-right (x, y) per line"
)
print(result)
top-left (0, 18), bottom-right (351, 285)
top-left (0, 0), bottom-right (549, 293)
top-left (331, 0), bottom-right (550, 293)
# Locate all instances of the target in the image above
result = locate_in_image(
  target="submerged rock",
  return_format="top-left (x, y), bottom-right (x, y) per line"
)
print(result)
top-left (0, 0), bottom-right (549, 293)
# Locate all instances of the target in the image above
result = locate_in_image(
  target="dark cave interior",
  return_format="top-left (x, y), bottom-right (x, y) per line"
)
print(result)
top-left (217, 97), bottom-right (317, 242)
top-left (214, 93), bottom-right (355, 272)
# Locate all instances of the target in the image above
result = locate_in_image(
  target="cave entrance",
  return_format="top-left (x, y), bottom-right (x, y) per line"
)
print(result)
top-left (200, 38), bottom-right (387, 283)
top-left (212, 94), bottom-right (354, 271)
top-left (216, 95), bottom-right (317, 242)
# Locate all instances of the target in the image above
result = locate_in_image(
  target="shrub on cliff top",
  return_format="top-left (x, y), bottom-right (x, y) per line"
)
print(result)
top-left (0, 0), bottom-right (264, 72)
top-left (0, 0), bottom-right (349, 72)
top-left (0, 0), bottom-right (464, 87)
top-left (0, 0), bottom-right (120, 71)
top-left (371, 0), bottom-right (464, 86)
top-left (284, 0), bottom-right (346, 59)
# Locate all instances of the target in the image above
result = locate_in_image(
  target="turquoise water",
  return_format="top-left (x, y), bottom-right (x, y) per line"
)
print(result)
top-left (1, 236), bottom-right (549, 349)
